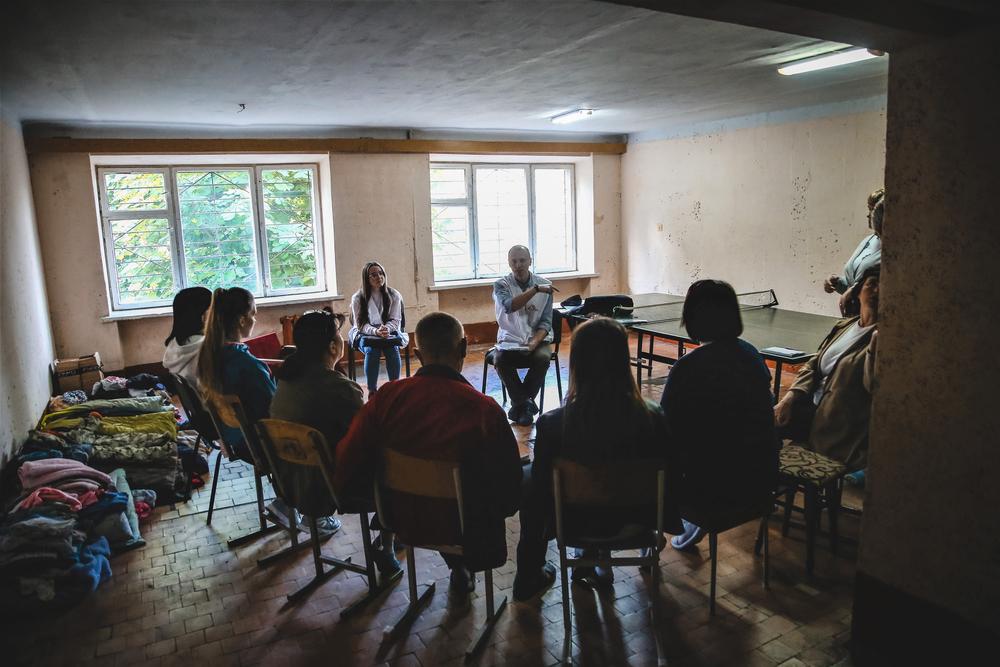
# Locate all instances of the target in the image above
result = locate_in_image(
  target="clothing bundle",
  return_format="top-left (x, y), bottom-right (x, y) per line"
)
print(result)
top-left (0, 456), bottom-right (150, 615)
top-left (37, 396), bottom-right (182, 497)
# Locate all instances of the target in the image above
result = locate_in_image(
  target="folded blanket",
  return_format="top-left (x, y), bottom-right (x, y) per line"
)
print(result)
top-left (17, 459), bottom-right (112, 492)
top-left (39, 397), bottom-right (171, 430)
top-left (91, 412), bottom-right (178, 438)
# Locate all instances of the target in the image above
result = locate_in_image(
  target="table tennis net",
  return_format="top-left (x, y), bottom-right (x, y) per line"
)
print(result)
top-left (613, 289), bottom-right (778, 322)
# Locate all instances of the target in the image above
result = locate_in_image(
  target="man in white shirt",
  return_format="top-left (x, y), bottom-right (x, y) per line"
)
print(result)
top-left (492, 245), bottom-right (556, 426)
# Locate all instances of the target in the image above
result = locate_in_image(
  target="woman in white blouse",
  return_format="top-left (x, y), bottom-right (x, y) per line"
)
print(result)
top-left (348, 261), bottom-right (409, 396)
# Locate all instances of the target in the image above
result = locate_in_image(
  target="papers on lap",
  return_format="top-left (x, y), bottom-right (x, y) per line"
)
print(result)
top-left (497, 342), bottom-right (531, 352)
top-left (761, 346), bottom-right (806, 358)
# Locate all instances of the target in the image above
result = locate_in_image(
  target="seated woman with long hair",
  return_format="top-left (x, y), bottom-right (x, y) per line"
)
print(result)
top-left (775, 265), bottom-right (880, 477)
top-left (659, 280), bottom-right (779, 550)
top-left (269, 309), bottom-right (397, 569)
top-left (163, 286), bottom-right (212, 383)
top-left (348, 261), bottom-right (409, 397)
top-left (196, 287), bottom-right (297, 525)
top-left (513, 317), bottom-right (682, 601)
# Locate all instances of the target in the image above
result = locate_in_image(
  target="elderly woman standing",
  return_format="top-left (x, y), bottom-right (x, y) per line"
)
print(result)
top-left (824, 188), bottom-right (884, 314)
top-left (777, 265), bottom-right (881, 472)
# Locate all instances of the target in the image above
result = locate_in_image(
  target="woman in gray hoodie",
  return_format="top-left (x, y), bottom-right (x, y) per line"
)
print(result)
top-left (163, 287), bottom-right (212, 383)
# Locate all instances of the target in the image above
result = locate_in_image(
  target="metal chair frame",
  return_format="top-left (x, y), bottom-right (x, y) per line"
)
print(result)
top-left (255, 419), bottom-right (403, 607)
top-left (552, 458), bottom-right (667, 666)
top-left (373, 449), bottom-right (506, 660)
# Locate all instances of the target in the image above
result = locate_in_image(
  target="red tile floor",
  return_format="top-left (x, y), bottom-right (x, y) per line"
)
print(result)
top-left (2, 339), bottom-right (862, 666)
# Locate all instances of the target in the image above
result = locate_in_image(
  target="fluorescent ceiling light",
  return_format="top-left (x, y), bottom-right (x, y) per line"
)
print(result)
top-left (551, 108), bottom-right (594, 124)
top-left (778, 48), bottom-right (880, 75)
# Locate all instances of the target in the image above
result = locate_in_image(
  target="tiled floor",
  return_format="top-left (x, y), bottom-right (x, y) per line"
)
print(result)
top-left (2, 340), bottom-right (862, 666)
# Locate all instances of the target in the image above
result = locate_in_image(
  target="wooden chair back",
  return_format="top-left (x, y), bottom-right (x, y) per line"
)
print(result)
top-left (373, 448), bottom-right (464, 536)
top-left (553, 458), bottom-right (664, 507)
top-left (256, 418), bottom-right (343, 511)
top-left (211, 394), bottom-right (267, 469)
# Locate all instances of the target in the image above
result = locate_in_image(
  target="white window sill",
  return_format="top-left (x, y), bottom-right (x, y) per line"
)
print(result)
top-left (101, 291), bottom-right (344, 322)
top-left (429, 271), bottom-right (599, 291)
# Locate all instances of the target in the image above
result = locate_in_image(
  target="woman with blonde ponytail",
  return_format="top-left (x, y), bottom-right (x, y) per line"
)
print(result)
top-left (196, 287), bottom-right (275, 463)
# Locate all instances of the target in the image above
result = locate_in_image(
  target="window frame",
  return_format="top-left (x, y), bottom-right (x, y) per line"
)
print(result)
top-left (429, 161), bottom-right (577, 283)
top-left (96, 163), bottom-right (326, 311)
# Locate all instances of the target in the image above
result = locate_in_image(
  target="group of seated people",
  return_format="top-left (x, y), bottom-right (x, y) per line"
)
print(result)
top-left (159, 190), bottom-right (881, 601)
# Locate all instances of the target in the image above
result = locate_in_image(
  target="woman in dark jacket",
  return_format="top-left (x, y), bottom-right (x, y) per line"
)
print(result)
top-left (513, 317), bottom-right (682, 600)
top-left (660, 279), bottom-right (779, 550)
top-left (270, 309), bottom-right (399, 573)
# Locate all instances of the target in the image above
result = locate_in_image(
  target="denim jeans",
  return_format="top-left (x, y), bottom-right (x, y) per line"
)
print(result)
top-left (360, 342), bottom-right (402, 392)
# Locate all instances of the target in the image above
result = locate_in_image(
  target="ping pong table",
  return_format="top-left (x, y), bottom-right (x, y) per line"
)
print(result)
top-left (567, 291), bottom-right (841, 398)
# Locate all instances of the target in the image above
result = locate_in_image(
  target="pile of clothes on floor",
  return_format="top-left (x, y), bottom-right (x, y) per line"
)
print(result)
top-left (0, 457), bottom-right (155, 614)
top-left (37, 395), bottom-right (184, 498)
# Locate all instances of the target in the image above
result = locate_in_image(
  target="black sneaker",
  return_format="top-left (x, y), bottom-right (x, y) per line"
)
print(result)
top-left (372, 548), bottom-right (402, 577)
top-left (448, 565), bottom-right (476, 594)
top-left (513, 563), bottom-right (557, 602)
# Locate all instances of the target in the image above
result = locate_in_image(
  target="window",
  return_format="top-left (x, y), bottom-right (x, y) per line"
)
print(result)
top-left (97, 165), bottom-right (325, 310)
top-left (429, 163), bottom-right (576, 282)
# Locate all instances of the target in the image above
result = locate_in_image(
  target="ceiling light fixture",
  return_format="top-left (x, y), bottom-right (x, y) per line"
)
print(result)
top-left (778, 48), bottom-right (882, 76)
top-left (551, 108), bottom-right (595, 124)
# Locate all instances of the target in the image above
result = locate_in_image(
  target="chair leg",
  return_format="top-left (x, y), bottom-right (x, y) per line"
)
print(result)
top-left (782, 486), bottom-right (797, 536)
top-left (228, 470), bottom-right (286, 548)
top-left (481, 358), bottom-right (488, 394)
top-left (285, 517), bottom-right (353, 603)
top-left (554, 357), bottom-right (563, 403)
top-left (382, 546), bottom-right (435, 642)
top-left (404, 348), bottom-right (411, 377)
top-left (539, 374), bottom-right (545, 413)
top-left (709, 532), bottom-right (719, 616)
top-left (341, 516), bottom-right (403, 618)
top-left (648, 545), bottom-right (667, 666)
top-left (254, 470), bottom-right (267, 531)
top-left (205, 448), bottom-right (223, 525)
top-left (559, 543), bottom-right (572, 664)
top-left (763, 514), bottom-right (771, 590)
top-left (827, 482), bottom-right (842, 555)
top-left (804, 485), bottom-right (820, 575)
top-left (466, 568), bottom-right (508, 659)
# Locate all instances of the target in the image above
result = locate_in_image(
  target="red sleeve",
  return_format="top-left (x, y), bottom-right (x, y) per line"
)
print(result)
top-left (333, 399), bottom-right (378, 498)
top-left (485, 403), bottom-right (523, 518)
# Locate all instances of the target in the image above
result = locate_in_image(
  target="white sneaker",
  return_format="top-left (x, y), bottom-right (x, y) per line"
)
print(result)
top-left (302, 515), bottom-right (342, 538)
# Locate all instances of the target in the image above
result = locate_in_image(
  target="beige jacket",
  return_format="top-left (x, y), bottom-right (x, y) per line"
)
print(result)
top-left (788, 317), bottom-right (876, 470)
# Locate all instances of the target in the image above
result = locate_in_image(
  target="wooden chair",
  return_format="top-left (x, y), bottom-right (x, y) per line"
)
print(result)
top-left (202, 394), bottom-right (296, 550)
top-left (481, 308), bottom-right (564, 411)
top-left (770, 443), bottom-right (849, 575)
top-left (255, 419), bottom-right (404, 607)
top-left (552, 458), bottom-right (668, 665)
top-left (373, 448), bottom-right (506, 660)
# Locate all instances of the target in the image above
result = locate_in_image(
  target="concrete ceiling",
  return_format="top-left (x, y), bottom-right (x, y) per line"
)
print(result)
top-left (1, 0), bottom-right (888, 137)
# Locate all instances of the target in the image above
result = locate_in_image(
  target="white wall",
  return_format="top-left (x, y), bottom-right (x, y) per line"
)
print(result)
top-left (28, 150), bottom-right (621, 369)
top-left (1, 116), bottom-right (56, 465)
top-left (621, 109), bottom-right (887, 314)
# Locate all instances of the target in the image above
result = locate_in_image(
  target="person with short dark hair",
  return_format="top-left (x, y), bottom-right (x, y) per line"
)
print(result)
top-left (492, 245), bottom-right (557, 426)
top-left (163, 286), bottom-right (212, 383)
top-left (513, 317), bottom-right (682, 600)
top-left (660, 279), bottom-right (779, 550)
top-left (348, 261), bottom-right (408, 397)
top-left (334, 311), bottom-right (522, 594)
